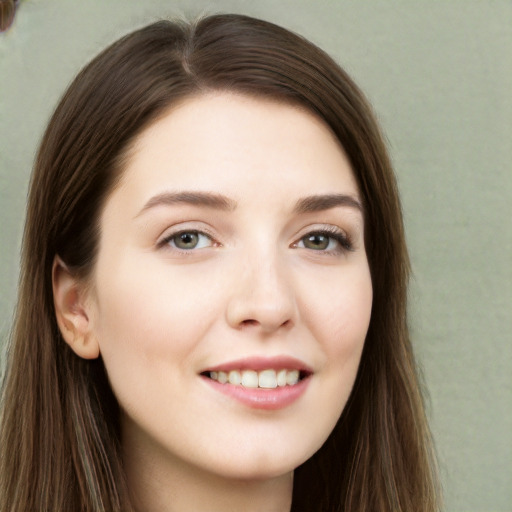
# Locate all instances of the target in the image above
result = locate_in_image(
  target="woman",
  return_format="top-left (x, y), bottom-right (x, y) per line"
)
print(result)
top-left (0, 14), bottom-right (441, 512)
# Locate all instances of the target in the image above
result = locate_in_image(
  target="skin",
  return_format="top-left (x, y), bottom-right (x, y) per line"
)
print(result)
top-left (54, 93), bottom-right (373, 511)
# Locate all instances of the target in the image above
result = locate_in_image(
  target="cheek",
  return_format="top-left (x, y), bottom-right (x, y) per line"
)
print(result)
top-left (301, 265), bottom-right (372, 412)
top-left (304, 266), bottom-right (373, 358)
top-left (287, 266), bottom-right (372, 459)
top-left (90, 257), bottom-right (221, 385)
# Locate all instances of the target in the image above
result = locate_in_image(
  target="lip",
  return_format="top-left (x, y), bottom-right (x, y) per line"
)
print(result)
top-left (201, 355), bottom-right (313, 374)
top-left (199, 355), bottom-right (313, 410)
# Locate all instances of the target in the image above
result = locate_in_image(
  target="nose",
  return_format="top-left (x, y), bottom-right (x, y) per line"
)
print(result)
top-left (225, 251), bottom-right (297, 335)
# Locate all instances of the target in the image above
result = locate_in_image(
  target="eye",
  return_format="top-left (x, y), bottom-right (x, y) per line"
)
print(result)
top-left (301, 233), bottom-right (333, 250)
top-left (296, 229), bottom-right (353, 253)
top-left (161, 230), bottom-right (213, 250)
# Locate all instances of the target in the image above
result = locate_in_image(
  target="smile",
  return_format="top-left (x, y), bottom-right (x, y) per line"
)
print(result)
top-left (206, 369), bottom-right (304, 389)
top-left (200, 356), bottom-right (313, 410)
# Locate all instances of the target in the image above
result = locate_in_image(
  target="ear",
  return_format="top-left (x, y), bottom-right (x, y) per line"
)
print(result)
top-left (52, 256), bottom-right (100, 359)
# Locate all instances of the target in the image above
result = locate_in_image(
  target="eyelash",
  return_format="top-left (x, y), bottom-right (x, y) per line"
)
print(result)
top-left (158, 229), bottom-right (217, 251)
top-left (294, 226), bottom-right (354, 254)
top-left (158, 226), bottom-right (353, 254)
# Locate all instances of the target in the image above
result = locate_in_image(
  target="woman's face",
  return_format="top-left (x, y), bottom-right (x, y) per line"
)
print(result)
top-left (87, 93), bottom-right (372, 480)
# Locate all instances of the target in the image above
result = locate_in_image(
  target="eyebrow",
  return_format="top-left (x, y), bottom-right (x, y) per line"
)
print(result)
top-left (136, 191), bottom-right (237, 217)
top-left (292, 194), bottom-right (363, 214)
top-left (136, 191), bottom-right (362, 217)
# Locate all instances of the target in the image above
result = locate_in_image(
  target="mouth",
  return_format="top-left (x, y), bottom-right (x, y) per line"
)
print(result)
top-left (201, 368), bottom-right (311, 389)
top-left (201, 365), bottom-right (312, 410)
top-left (199, 356), bottom-right (313, 410)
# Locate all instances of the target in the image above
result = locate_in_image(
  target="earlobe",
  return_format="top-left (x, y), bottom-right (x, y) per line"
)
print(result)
top-left (52, 256), bottom-right (100, 360)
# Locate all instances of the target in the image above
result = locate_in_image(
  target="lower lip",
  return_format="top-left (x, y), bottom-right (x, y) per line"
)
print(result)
top-left (202, 375), bottom-right (311, 410)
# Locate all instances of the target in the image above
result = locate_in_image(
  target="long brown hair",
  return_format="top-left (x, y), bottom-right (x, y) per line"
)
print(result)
top-left (0, 14), bottom-right (441, 511)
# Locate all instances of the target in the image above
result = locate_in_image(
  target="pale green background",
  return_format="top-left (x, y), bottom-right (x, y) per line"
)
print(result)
top-left (1, 1), bottom-right (511, 511)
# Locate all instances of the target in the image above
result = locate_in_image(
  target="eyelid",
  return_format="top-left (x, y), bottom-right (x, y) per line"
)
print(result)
top-left (155, 223), bottom-right (356, 254)
top-left (157, 224), bottom-right (219, 250)
top-left (293, 225), bottom-right (355, 253)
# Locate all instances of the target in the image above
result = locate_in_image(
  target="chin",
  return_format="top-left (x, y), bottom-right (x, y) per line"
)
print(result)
top-left (205, 442), bottom-right (316, 482)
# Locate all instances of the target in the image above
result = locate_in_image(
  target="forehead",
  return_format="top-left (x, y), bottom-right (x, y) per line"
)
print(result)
top-left (110, 92), bottom-right (360, 211)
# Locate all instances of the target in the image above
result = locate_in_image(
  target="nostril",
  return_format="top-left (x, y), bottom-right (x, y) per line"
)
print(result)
top-left (239, 318), bottom-right (292, 330)
top-left (240, 319), bottom-right (259, 328)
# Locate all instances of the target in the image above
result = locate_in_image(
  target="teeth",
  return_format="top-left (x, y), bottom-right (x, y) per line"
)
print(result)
top-left (259, 369), bottom-right (277, 389)
top-left (208, 369), bottom-right (303, 388)
top-left (286, 370), bottom-right (299, 386)
top-left (228, 370), bottom-right (242, 385)
top-left (241, 370), bottom-right (259, 388)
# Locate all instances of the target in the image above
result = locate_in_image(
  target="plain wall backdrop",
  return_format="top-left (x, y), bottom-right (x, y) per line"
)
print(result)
top-left (1, 1), bottom-right (511, 510)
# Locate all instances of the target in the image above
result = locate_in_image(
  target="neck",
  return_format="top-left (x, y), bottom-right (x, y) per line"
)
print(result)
top-left (123, 430), bottom-right (293, 512)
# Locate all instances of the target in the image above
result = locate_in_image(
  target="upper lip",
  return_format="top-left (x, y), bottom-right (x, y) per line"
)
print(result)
top-left (201, 355), bottom-right (313, 374)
